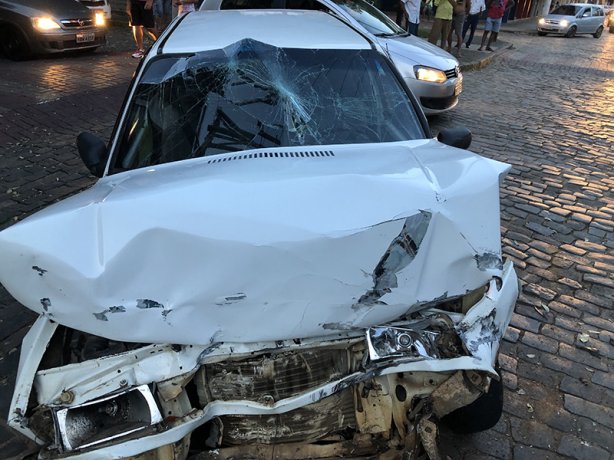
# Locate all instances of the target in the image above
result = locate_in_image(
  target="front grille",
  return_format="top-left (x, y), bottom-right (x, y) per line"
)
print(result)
top-left (202, 349), bottom-right (350, 402)
top-left (545, 19), bottom-right (559, 24)
top-left (221, 390), bottom-right (357, 445)
top-left (196, 347), bottom-right (358, 445)
top-left (60, 18), bottom-right (94, 28)
top-left (444, 67), bottom-right (458, 79)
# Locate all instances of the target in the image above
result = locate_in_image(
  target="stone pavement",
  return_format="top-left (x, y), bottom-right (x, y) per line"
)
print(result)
top-left (0, 23), bottom-right (613, 460)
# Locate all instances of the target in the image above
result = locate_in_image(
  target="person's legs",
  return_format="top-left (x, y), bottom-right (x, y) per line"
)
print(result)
top-left (407, 22), bottom-right (419, 36)
top-left (428, 18), bottom-right (443, 45)
top-left (465, 14), bottom-right (479, 47)
top-left (486, 31), bottom-right (498, 50)
top-left (486, 18), bottom-right (502, 50)
top-left (439, 20), bottom-right (451, 48)
top-left (478, 17), bottom-right (493, 50)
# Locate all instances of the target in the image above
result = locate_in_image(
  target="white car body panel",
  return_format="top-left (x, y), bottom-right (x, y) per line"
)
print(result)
top-left (0, 141), bottom-right (508, 345)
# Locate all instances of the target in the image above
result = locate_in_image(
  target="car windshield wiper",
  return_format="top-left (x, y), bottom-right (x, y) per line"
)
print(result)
top-left (374, 32), bottom-right (407, 38)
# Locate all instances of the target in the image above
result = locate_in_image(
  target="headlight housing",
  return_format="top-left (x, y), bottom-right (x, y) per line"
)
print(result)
top-left (32, 17), bottom-right (61, 31)
top-left (95, 12), bottom-right (106, 27)
top-left (560, 19), bottom-right (569, 27)
top-left (414, 66), bottom-right (447, 84)
top-left (538, 17), bottom-right (546, 25)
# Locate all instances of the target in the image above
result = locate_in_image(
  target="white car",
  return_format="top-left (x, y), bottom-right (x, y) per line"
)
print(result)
top-left (200, 0), bottom-right (463, 115)
top-left (0, 10), bottom-right (517, 460)
top-left (537, 3), bottom-right (605, 38)
top-left (78, 0), bottom-right (112, 20)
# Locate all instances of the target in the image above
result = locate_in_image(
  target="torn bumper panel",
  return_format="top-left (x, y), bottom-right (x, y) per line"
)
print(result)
top-left (8, 262), bottom-right (517, 458)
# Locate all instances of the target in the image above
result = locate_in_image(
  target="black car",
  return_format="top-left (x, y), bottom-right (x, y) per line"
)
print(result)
top-left (0, 0), bottom-right (106, 60)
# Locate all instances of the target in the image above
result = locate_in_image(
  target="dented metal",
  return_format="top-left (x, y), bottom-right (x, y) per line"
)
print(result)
top-left (0, 12), bottom-right (519, 459)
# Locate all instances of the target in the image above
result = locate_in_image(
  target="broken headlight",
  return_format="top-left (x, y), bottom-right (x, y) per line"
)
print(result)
top-left (367, 314), bottom-right (464, 361)
top-left (53, 385), bottom-right (162, 451)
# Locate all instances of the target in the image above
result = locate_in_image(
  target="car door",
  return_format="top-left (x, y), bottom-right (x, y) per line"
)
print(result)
top-left (592, 7), bottom-right (604, 31)
top-left (576, 7), bottom-right (591, 33)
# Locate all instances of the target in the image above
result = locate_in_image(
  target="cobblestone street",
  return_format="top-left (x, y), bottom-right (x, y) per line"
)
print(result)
top-left (0, 25), bottom-right (613, 459)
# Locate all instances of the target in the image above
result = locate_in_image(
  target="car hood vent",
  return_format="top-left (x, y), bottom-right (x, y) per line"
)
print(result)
top-left (206, 150), bottom-right (334, 164)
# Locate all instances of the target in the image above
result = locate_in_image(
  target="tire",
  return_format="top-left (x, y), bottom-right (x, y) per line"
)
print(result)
top-left (565, 25), bottom-right (577, 38)
top-left (440, 372), bottom-right (504, 434)
top-left (593, 26), bottom-right (603, 38)
top-left (0, 25), bottom-right (30, 60)
top-left (537, 31), bottom-right (547, 36)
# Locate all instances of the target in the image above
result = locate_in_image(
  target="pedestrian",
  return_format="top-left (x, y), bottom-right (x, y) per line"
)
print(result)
top-left (174, 0), bottom-right (197, 15)
top-left (462, 0), bottom-right (484, 48)
top-left (428, 0), bottom-right (455, 49)
top-left (129, 0), bottom-right (158, 59)
top-left (403, 0), bottom-right (421, 35)
top-left (447, 0), bottom-right (470, 57)
top-left (154, 0), bottom-right (172, 31)
top-left (478, 0), bottom-right (515, 51)
top-left (396, 0), bottom-right (405, 27)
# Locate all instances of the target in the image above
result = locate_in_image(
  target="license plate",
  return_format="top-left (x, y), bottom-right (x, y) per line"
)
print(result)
top-left (454, 80), bottom-right (463, 96)
top-left (76, 32), bottom-right (95, 43)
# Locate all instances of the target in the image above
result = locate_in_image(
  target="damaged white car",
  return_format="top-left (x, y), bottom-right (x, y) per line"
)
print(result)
top-left (0, 10), bottom-right (518, 460)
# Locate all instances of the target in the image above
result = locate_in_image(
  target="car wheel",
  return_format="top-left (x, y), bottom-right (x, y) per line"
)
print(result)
top-left (537, 31), bottom-right (547, 36)
top-left (440, 371), bottom-right (504, 433)
top-left (0, 26), bottom-right (30, 60)
top-left (565, 26), bottom-right (577, 38)
top-left (593, 26), bottom-right (603, 38)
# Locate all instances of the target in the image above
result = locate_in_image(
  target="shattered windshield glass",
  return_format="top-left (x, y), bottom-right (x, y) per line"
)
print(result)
top-left (111, 40), bottom-right (423, 172)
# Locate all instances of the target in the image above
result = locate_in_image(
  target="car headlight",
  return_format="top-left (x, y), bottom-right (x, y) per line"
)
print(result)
top-left (560, 19), bottom-right (569, 27)
top-left (538, 17), bottom-right (545, 25)
top-left (32, 17), bottom-right (61, 31)
top-left (95, 12), bottom-right (106, 27)
top-left (414, 66), bottom-right (447, 84)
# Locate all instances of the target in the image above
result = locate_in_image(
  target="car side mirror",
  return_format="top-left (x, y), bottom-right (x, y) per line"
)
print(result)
top-left (77, 132), bottom-right (108, 178)
top-left (437, 127), bottom-right (472, 149)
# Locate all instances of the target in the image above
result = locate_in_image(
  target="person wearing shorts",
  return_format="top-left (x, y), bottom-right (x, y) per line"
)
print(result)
top-left (447, 0), bottom-right (470, 57)
top-left (478, 0), bottom-right (514, 51)
top-left (129, 0), bottom-right (158, 59)
top-left (154, 0), bottom-right (172, 31)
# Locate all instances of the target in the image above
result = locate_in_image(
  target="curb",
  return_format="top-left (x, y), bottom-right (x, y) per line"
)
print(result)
top-left (460, 42), bottom-right (514, 72)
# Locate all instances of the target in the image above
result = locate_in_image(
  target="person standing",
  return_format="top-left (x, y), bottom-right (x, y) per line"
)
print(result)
top-left (129, 0), bottom-right (158, 59)
top-left (174, 0), bottom-right (197, 15)
top-left (428, 0), bottom-right (455, 48)
top-left (447, 0), bottom-right (470, 56)
top-left (478, 0), bottom-right (515, 51)
top-left (462, 0), bottom-right (484, 48)
top-left (403, 0), bottom-right (421, 35)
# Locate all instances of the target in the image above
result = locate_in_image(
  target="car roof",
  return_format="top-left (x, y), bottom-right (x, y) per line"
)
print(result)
top-left (158, 10), bottom-right (372, 55)
top-left (568, 3), bottom-right (602, 7)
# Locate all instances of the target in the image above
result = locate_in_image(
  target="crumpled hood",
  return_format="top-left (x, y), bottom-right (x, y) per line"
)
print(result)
top-left (0, 140), bottom-right (509, 345)
top-left (382, 35), bottom-right (458, 71)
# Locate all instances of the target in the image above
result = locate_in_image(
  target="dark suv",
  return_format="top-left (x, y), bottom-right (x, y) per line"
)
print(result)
top-left (0, 0), bottom-right (106, 60)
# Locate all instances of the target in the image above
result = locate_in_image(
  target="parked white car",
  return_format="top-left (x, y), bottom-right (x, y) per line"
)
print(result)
top-left (200, 0), bottom-right (463, 115)
top-left (537, 3), bottom-right (605, 38)
top-left (0, 10), bottom-right (518, 460)
top-left (78, 0), bottom-right (112, 20)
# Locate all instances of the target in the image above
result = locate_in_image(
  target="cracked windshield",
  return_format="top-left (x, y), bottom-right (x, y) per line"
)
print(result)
top-left (113, 39), bottom-right (423, 172)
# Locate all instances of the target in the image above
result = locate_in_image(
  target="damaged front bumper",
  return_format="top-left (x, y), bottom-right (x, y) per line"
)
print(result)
top-left (9, 261), bottom-right (517, 459)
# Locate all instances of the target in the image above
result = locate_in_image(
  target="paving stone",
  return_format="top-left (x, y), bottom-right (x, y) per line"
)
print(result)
top-left (557, 433), bottom-right (610, 460)
top-left (575, 416), bottom-right (614, 454)
top-left (514, 445), bottom-right (567, 460)
top-left (591, 371), bottom-right (614, 391)
top-left (521, 331), bottom-right (559, 354)
top-left (510, 418), bottom-right (557, 450)
top-left (563, 394), bottom-right (614, 429)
